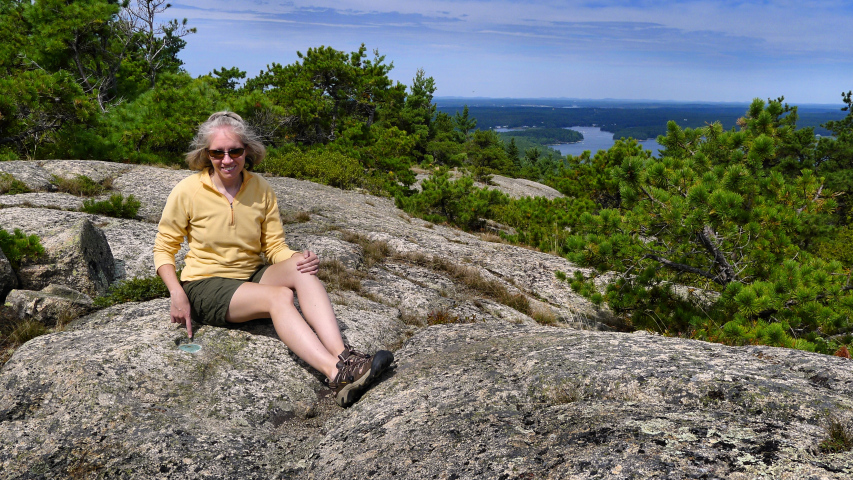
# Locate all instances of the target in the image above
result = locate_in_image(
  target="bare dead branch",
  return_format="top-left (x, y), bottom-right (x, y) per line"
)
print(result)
top-left (796, 183), bottom-right (824, 214)
top-left (696, 225), bottom-right (737, 284)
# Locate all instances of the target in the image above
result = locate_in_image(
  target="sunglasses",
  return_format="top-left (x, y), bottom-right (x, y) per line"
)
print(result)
top-left (207, 148), bottom-right (245, 160)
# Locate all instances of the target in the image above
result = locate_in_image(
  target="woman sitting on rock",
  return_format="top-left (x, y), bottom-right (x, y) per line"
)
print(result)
top-left (153, 111), bottom-right (392, 407)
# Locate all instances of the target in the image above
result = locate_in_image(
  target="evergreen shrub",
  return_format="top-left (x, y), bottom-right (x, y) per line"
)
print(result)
top-left (81, 194), bottom-right (141, 219)
top-left (94, 274), bottom-right (172, 308)
top-left (396, 168), bottom-right (507, 231)
top-left (260, 149), bottom-right (362, 189)
top-left (0, 228), bottom-right (45, 269)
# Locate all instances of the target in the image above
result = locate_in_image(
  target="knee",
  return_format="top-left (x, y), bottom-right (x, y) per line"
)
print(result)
top-left (268, 286), bottom-right (294, 308)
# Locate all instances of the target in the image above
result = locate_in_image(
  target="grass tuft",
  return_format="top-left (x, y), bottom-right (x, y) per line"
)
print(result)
top-left (52, 174), bottom-right (109, 197)
top-left (819, 413), bottom-right (853, 453)
top-left (392, 250), bottom-right (532, 315)
top-left (0, 172), bottom-right (30, 194)
top-left (281, 210), bottom-right (311, 224)
top-left (341, 231), bottom-right (390, 268)
top-left (316, 259), bottom-right (363, 292)
top-left (531, 307), bottom-right (558, 326)
top-left (0, 308), bottom-right (49, 364)
top-left (542, 376), bottom-right (594, 405)
top-left (426, 307), bottom-right (479, 326)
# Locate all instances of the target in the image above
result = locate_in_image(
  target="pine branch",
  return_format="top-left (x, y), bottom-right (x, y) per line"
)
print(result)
top-left (796, 183), bottom-right (824, 214)
top-left (696, 225), bottom-right (737, 284)
top-left (638, 185), bottom-right (666, 208)
top-left (643, 254), bottom-right (724, 285)
top-left (0, 122), bottom-right (63, 145)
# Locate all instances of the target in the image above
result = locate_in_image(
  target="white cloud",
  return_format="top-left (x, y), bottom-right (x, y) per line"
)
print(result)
top-left (169, 0), bottom-right (853, 102)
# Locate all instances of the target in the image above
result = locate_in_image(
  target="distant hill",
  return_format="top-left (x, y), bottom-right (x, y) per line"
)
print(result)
top-left (436, 98), bottom-right (846, 140)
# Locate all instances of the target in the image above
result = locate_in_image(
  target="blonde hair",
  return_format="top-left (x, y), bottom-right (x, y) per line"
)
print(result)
top-left (185, 111), bottom-right (266, 170)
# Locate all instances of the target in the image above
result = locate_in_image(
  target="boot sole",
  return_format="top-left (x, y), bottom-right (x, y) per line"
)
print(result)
top-left (336, 350), bottom-right (394, 407)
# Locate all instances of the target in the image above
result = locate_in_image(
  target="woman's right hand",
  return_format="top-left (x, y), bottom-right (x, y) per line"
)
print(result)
top-left (170, 289), bottom-right (193, 339)
top-left (157, 264), bottom-right (193, 339)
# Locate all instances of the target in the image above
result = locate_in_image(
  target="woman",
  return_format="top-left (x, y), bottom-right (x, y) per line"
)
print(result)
top-left (154, 111), bottom-right (392, 408)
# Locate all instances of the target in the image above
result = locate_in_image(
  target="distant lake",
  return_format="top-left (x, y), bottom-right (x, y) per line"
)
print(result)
top-left (552, 126), bottom-right (663, 157)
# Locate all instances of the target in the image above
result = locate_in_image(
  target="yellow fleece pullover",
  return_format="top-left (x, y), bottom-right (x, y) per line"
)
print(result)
top-left (153, 169), bottom-right (297, 282)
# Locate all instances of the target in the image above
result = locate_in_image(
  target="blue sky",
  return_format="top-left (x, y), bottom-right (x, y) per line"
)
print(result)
top-left (170, 0), bottom-right (853, 104)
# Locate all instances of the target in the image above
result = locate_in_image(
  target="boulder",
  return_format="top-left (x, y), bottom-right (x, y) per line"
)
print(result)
top-left (17, 218), bottom-right (115, 296)
top-left (487, 174), bottom-right (565, 200)
top-left (0, 295), bottom-right (408, 478)
top-left (412, 169), bottom-right (564, 200)
top-left (5, 285), bottom-right (94, 326)
top-left (0, 249), bottom-right (17, 302)
top-left (0, 161), bottom-right (54, 191)
top-left (307, 323), bottom-right (853, 479)
top-left (39, 159), bottom-right (133, 185)
top-left (0, 207), bottom-right (164, 283)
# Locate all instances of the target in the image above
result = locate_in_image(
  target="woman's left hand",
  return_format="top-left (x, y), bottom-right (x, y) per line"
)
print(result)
top-left (296, 250), bottom-right (320, 275)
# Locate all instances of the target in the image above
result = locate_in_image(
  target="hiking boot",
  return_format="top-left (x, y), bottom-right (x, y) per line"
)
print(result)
top-left (327, 345), bottom-right (393, 408)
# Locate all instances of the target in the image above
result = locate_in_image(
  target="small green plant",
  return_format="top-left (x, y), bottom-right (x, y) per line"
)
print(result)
top-left (93, 274), bottom-right (172, 308)
top-left (52, 174), bottom-right (109, 197)
top-left (81, 194), bottom-right (141, 219)
top-left (819, 413), bottom-right (853, 453)
top-left (0, 172), bottom-right (30, 194)
top-left (0, 228), bottom-right (45, 269)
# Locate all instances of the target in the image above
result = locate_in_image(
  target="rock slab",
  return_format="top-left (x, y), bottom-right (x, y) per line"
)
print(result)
top-left (308, 323), bottom-right (853, 479)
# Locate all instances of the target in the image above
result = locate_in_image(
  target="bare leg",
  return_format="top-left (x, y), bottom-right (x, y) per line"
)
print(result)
top-left (256, 255), bottom-right (346, 357)
top-left (226, 282), bottom-right (339, 379)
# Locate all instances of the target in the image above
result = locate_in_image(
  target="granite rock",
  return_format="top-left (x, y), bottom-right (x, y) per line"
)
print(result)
top-left (3, 160), bottom-right (850, 479)
top-left (0, 249), bottom-right (17, 302)
top-left (16, 218), bottom-right (115, 296)
top-left (307, 323), bottom-right (853, 479)
top-left (4, 285), bottom-right (94, 326)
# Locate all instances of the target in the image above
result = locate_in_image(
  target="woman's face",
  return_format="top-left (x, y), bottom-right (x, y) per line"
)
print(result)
top-left (207, 127), bottom-right (246, 185)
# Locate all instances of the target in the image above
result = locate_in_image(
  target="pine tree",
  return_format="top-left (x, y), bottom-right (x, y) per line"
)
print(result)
top-left (563, 98), bottom-right (852, 354)
top-left (454, 105), bottom-right (477, 140)
top-left (506, 137), bottom-right (520, 169)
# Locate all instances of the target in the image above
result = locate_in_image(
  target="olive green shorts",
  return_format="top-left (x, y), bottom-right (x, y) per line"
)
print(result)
top-left (181, 265), bottom-right (271, 327)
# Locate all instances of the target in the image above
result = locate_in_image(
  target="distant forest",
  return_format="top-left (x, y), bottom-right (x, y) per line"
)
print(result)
top-left (437, 101), bottom-right (846, 140)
